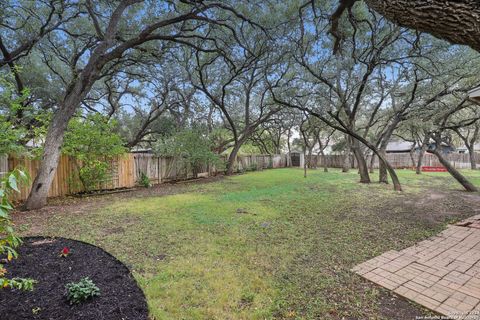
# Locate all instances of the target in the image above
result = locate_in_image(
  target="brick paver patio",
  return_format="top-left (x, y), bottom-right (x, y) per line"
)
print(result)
top-left (352, 215), bottom-right (480, 320)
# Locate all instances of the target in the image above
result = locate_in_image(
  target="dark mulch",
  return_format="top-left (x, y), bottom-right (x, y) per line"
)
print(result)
top-left (0, 237), bottom-right (148, 320)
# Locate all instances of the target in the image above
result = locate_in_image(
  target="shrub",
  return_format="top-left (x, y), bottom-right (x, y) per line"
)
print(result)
top-left (138, 171), bottom-right (151, 188)
top-left (78, 160), bottom-right (110, 192)
top-left (63, 114), bottom-right (126, 192)
top-left (65, 277), bottom-right (100, 304)
top-left (0, 169), bottom-right (36, 290)
top-left (153, 129), bottom-right (221, 178)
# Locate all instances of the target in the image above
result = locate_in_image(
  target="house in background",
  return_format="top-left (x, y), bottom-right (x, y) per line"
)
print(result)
top-left (386, 140), bottom-right (456, 154)
top-left (386, 141), bottom-right (415, 154)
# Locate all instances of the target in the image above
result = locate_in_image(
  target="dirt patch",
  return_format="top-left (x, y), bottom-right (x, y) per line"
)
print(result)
top-left (12, 175), bottom-right (224, 236)
top-left (376, 189), bottom-right (479, 228)
top-left (0, 237), bottom-right (148, 320)
top-left (377, 289), bottom-right (430, 320)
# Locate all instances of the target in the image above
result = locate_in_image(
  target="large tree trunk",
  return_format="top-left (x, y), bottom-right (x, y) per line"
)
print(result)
top-left (24, 81), bottom-right (96, 210)
top-left (378, 148), bottom-right (388, 184)
top-left (22, 3), bottom-right (132, 210)
top-left (416, 135), bottom-right (430, 174)
top-left (375, 115), bottom-right (402, 184)
top-left (365, 0), bottom-right (480, 53)
top-left (351, 139), bottom-right (370, 183)
top-left (468, 147), bottom-right (477, 170)
top-left (23, 118), bottom-right (69, 209)
top-left (376, 152), bottom-right (402, 191)
top-left (226, 142), bottom-right (242, 175)
top-left (432, 149), bottom-right (478, 192)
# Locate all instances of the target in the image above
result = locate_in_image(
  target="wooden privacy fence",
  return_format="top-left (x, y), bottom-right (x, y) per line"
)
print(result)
top-left (3, 154), bottom-right (136, 201)
top-left (2, 153), bottom-right (289, 201)
top-left (313, 152), bottom-right (480, 169)
top-left (132, 153), bottom-right (289, 183)
top-left (1, 151), bottom-right (476, 202)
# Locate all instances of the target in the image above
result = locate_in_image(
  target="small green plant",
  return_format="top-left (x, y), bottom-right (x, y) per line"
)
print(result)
top-left (0, 169), bottom-right (36, 290)
top-left (239, 291), bottom-right (255, 308)
top-left (138, 171), bottom-right (151, 188)
top-left (31, 307), bottom-right (41, 315)
top-left (248, 163), bottom-right (258, 171)
top-left (65, 277), bottom-right (100, 304)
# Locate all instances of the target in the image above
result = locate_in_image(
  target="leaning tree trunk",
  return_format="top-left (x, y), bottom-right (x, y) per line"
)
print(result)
top-left (351, 139), bottom-right (370, 183)
top-left (468, 147), bottom-right (477, 170)
top-left (23, 11), bottom-right (129, 210)
top-left (376, 152), bottom-right (402, 191)
top-left (432, 149), bottom-right (478, 192)
top-left (378, 148), bottom-right (388, 184)
top-left (416, 136), bottom-right (429, 174)
top-left (365, 0), bottom-right (480, 53)
top-left (292, 109), bottom-right (402, 191)
top-left (23, 117), bottom-right (69, 209)
top-left (340, 124), bottom-right (402, 191)
top-left (226, 142), bottom-right (242, 175)
top-left (24, 78), bottom-right (96, 210)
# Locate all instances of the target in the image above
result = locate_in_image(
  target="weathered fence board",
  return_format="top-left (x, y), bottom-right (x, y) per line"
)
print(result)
top-left (0, 154), bottom-right (8, 179)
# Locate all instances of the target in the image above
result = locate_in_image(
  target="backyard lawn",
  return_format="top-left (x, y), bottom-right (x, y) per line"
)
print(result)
top-left (16, 168), bottom-right (480, 319)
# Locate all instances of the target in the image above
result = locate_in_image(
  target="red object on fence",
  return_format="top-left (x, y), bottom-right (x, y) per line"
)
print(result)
top-left (421, 166), bottom-right (447, 172)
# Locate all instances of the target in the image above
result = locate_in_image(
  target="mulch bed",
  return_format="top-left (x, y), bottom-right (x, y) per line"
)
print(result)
top-left (0, 237), bottom-right (148, 320)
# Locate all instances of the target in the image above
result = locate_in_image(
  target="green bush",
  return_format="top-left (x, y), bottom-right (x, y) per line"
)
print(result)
top-left (0, 169), bottom-right (36, 290)
top-left (66, 277), bottom-right (100, 304)
top-left (138, 171), bottom-right (151, 188)
top-left (154, 129), bottom-right (221, 178)
top-left (78, 160), bottom-right (110, 192)
top-left (63, 114), bottom-right (126, 192)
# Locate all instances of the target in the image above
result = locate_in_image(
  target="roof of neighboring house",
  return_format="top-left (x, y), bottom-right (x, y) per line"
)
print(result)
top-left (130, 148), bottom-right (153, 153)
top-left (386, 141), bottom-right (414, 152)
top-left (468, 85), bottom-right (480, 103)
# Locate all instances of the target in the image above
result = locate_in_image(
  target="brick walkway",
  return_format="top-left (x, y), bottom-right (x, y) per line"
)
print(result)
top-left (352, 215), bottom-right (480, 320)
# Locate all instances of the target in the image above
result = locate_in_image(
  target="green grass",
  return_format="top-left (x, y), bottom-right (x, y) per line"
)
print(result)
top-left (34, 168), bottom-right (480, 319)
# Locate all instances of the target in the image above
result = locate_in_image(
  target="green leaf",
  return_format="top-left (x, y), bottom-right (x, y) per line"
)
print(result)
top-left (8, 174), bottom-right (18, 192)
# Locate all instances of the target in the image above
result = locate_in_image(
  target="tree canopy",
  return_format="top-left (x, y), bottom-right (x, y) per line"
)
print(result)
top-left (1, 0), bottom-right (480, 208)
